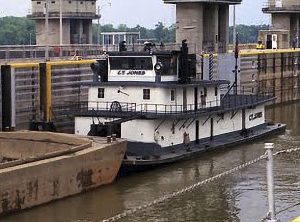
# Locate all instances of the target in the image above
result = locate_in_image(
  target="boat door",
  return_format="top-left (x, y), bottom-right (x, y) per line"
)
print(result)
top-left (194, 87), bottom-right (198, 110)
top-left (183, 88), bottom-right (187, 111)
top-left (200, 87), bottom-right (207, 108)
top-left (272, 34), bottom-right (278, 49)
top-left (99, 59), bottom-right (108, 82)
top-left (266, 35), bottom-right (272, 49)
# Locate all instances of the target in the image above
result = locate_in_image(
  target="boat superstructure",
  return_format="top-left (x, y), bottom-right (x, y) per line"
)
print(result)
top-left (74, 41), bottom-right (285, 171)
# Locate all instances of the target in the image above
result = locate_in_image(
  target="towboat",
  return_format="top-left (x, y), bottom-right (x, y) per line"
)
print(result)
top-left (73, 41), bottom-right (286, 172)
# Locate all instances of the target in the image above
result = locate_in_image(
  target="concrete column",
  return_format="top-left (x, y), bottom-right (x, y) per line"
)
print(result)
top-left (203, 4), bottom-right (219, 52)
top-left (63, 19), bottom-right (71, 44)
top-left (297, 15), bottom-right (300, 47)
top-left (77, 20), bottom-right (83, 44)
top-left (36, 20), bottom-right (45, 46)
top-left (176, 3), bottom-right (203, 55)
top-left (88, 22), bottom-right (93, 44)
top-left (218, 4), bottom-right (229, 53)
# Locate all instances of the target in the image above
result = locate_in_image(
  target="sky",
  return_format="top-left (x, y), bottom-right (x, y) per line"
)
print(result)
top-left (1, 0), bottom-right (270, 28)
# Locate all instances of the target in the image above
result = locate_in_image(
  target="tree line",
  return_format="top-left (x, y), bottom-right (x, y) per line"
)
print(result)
top-left (0, 16), bottom-right (269, 45)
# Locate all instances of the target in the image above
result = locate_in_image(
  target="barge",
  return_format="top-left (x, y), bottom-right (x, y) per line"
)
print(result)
top-left (0, 131), bottom-right (126, 215)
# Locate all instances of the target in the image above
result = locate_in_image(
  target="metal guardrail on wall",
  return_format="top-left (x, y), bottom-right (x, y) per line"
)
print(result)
top-left (0, 43), bottom-right (197, 62)
top-left (262, 3), bottom-right (300, 11)
top-left (0, 45), bottom-right (103, 62)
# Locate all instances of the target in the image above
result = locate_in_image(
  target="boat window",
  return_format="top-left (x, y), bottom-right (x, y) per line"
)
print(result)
top-left (98, 88), bottom-right (105, 98)
top-left (215, 87), bottom-right (218, 96)
top-left (157, 55), bottom-right (177, 76)
top-left (109, 57), bottom-right (153, 70)
top-left (171, 90), bottom-right (175, 101)
top-left (143, 89), bottom-right (150, 100)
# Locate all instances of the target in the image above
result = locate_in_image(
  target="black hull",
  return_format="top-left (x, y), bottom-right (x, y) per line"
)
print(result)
top-left (120, 123), bottom-right (286, 175)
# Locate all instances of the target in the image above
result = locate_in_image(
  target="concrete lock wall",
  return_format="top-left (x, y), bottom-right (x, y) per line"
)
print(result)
top-left (0, 61), bottom-right (93, 133)
top-left (240, 50), bottom-right (300, 104)
top-left (51, 63), bottom-right (92, 132)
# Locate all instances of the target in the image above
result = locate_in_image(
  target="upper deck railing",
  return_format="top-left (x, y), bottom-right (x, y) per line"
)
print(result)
top-left (63, 94), bottom-right (274, 119)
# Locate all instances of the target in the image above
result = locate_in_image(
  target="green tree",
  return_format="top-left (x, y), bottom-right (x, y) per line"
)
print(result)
top-left (0, 17), bottom-right (35, 45)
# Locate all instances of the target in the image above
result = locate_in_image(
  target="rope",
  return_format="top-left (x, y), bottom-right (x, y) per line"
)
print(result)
top-left (273, 147), bottom-right (300, 156)
top-left (102, 152), bottom-right (268, 222)
top-left (102, 147), bottom-right (300, 222)
top-left (261, 202), bottom-right (300, 221)
top-left (277, 201), bottom-right (300, 215)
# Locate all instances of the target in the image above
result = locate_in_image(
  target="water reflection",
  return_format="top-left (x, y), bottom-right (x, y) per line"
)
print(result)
top-left (2, 102), bottom-right (300, 222)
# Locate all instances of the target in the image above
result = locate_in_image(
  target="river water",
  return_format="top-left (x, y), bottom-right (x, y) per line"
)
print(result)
top-left (2, 102), bottom-right (300, 222)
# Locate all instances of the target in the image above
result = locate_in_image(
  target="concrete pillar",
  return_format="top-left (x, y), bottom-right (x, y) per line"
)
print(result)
top-left (296, 15), bottom-right (300, 48)
top-left (63, 19), bottom-right (71, 44)
top-left (77, 20), bottom-right (84, 44)
top-left (176, 3), bottom-right (203, 55)
top-left (203, 4), bottom-right (219, 52)
top-left (218, 4), bottom-right (229, 53)
top-left (88, 22), bottom-right (93, 44)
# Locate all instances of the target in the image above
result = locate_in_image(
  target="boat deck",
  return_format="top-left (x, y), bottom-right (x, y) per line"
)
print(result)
top-left (121, 123), bottom-right (286, 171)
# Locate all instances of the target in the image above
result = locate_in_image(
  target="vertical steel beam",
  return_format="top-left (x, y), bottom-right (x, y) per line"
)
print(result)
top-left (11, 68), bottom-right (16, 129)
top-left (1, 65), bottom-right (13, 130)
top-left (39, 62), bottom-right (52, 122)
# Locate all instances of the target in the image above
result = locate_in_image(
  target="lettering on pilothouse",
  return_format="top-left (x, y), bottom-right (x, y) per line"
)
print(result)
top-left (249, 112), bottom-right (263, 121)
top-left (117, 70), bottom-right (146, 75)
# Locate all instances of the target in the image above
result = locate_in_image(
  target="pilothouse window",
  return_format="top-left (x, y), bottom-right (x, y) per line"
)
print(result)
top-left (110, 57), bottom-right (153, 70)
top-left (157, 55), bottom-right (177, 76)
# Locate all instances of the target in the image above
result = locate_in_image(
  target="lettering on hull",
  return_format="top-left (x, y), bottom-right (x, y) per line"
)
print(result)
top-left (117, 70), bottom-right (146, 75)
top-left (249, 112), bottom-right (262, 121)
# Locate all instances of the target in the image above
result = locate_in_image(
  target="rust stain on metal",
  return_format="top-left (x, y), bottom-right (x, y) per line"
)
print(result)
top-left (76, 169), bottom-right (95, 190)
top-left (52, 178), bottom-right (59, 197)
top-left (1, 192), bottom-right (9, 213)
top-left (27, 180), bottom-right (38, 200)
top-left (1, 189), bottom-right (25, 214)
top-left (14, 189), bottom-right (25, 211)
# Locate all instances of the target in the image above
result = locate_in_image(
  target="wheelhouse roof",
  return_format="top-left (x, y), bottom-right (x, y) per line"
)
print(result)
top-left (107, 50), bottom-right (180, 57)
top-left (86, 80), bottom-right (230, 88)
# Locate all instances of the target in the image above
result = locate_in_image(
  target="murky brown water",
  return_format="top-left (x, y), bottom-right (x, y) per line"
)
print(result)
top-left (2, 102), bottom-right (300, 222)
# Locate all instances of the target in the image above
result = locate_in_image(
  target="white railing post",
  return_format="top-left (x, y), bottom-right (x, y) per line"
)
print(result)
top-left (265, 143), bottom-right (279, 222)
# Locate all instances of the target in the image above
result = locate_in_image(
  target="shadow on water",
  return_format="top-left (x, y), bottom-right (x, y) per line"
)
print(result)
top-left (2, 102), bottom-right (300, 222)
